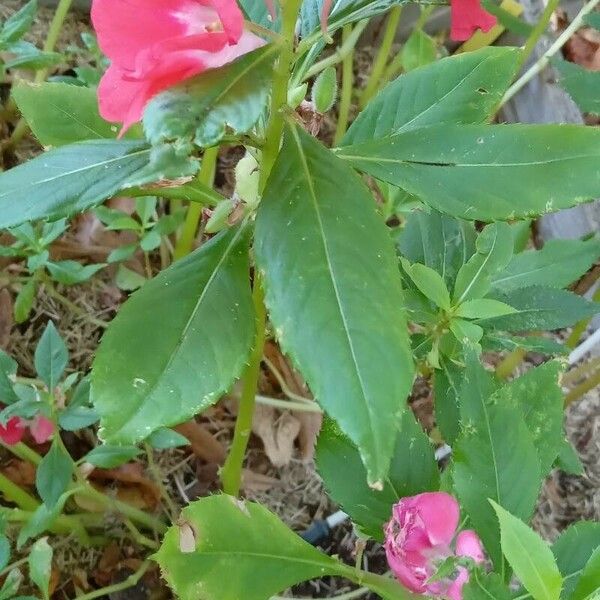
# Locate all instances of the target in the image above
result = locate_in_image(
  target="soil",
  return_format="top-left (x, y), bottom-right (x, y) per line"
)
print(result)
top-left (1, 1), bottom-right (599, 599)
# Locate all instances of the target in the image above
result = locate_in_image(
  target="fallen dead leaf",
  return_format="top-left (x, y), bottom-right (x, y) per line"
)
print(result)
top-left (252, 404), bottom-right (301, 467)
top-left (0, 459), bottom-right (36, 488)
top-left (175, 420), bottom-right (226, 465)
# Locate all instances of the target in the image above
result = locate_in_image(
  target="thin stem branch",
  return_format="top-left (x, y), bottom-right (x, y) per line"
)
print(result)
top-left (144, 443), bottom-right (178, 521)
top-left (564, 367), bottom-right (600, 406)
top-left (302, 20), bottom-right (368, 81)
top-left (334, 25), bottom-right (356, 145)
top-left (262, 356), bottom-right (311, 403)
top-left (174, 146), bottom-right (219, 260)
top-left (6, 0), bottom-right (73, 149)
top-left (0, 472), bottom-right (39, 511)
top-left (516, 0), bottom-right (561, 71)
top-left (74, 561), bottom-right (151, 600)
top-left (221, 274), bottom-right (267, 496)
top-left (502, 0), bottom-right (600, 104)
top-left (562, 356), bottom-right (600, 386)
top-left (359, 6), bottom-right (403, 108)
top-left (255, 394), bottom-right (322, 413)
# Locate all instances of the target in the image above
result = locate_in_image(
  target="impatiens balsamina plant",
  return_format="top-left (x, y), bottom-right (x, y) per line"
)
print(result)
top-left (2, 0), bottom-right (600, 598)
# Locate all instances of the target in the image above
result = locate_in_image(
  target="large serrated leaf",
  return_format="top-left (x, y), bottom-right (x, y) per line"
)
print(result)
top-left (339, 124), bottom-right (600, 221)
top-left (0, 140), bottom-right (193, 229)
top-left (155, 495), bottom-right (341, 600)
top-left (491, 362), bottom-right (564, 477)
top-left (491, 238), bottom-right (600, 293)
top-left (92, 225), bottom-right (254, 444)
top-left (343, 47), bottom-right (520, 145)
top-left (143, 45), bottom-right (277, 148)
top-left (453, 357), bottom-right (540, 571)
top-left (316, 411), bottom-right (438, 540)
top-left (255, 125), bottom-right (414, 486)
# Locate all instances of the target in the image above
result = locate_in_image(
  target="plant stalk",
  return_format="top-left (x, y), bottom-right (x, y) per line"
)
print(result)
top-left (333, 25), bottom-right (356, 145)
top-left (516, 0), bottom-right (561, 71)
top-left (359, 6), bottom-right (403, 108)
top-left (173, 146), bottom-right (219, 260)
top-left (221, 275), bottom-right (266, 495)
top-left (74, 561), bottom-right (151, 600)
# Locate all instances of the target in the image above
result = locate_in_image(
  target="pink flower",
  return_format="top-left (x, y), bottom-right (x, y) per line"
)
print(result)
top-left (92, 0), bottom-right (265, 133)
top-left (0, 414), bottom-right (54, 446)
top-left (450, 0), bottom-right (497, 41)
top-left (384, 492), bottom-right (485, 600)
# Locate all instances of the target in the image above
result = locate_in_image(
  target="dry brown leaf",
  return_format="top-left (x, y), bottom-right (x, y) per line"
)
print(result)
top-left (295, 412), bottom-right (323, 462)
top-left (0, 288), bottom-right (13, 349)
top-left (175, 420), bottom-right (226, 464)
top-left (0, 459), bottom-right (36, 487)
top-left (252, 404), bottom-right (301, 467)
top-left (241, 469), bottom-right (279, 493)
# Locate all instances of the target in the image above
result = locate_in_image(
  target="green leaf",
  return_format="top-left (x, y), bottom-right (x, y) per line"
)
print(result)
top-left (482, 333), bottom-right (566, 356)
top-left (316, 410), bottom-right (439, 540)
top-left (14, 279), bottom-right (36, 324)
top-left (17, 493), bottom-right (69, 549)
top-left (28, 538), bottom-right (52, 600)
top-left (238, 0), bottom-right (280, 29)
top-left (455, 299), bottom-right (515, 319)
top-left (552, 58), bottom-right (600, 116)
top-left (585, 13), bottom-right (600, 30)
top-left (144, 45), bottom-right (277, 147)
top-left (433, 358), bottom-right (463, 444)
top-left (0, 536), bottom-right (10, 572)
top-left (490, 362), bottom-right (564, 476)
top-left (0, 141), bottom-right (155, 229)
top-left (491, 501), bottom-right (562, 600)
top-left (553, 522), bottom-right (600, 599)
top-left (83, 445), bottom-right (141, 468)
top-left (571, 547), bottom-right (600, 600)
top-left (453, 360), bottom-right (540, 568)
top-left (155, 494), bottom-right (341, 600)
top-left (58, 406), bottom-right (99, 431)
top-left (147, 428), bottom-right (190, 450)
top-left (401, 260), bottom-right (451, 310)
top-left (46, 260), bottom-right (105, 285)
top-left (338, 124), bottom-right (600, 221)
top-left (0, 568), bottom-right (23, 600)
top-left (0, 0), bottom-right (36, 45)
top-left (453, 223), bottom-right (514, 303)
top-left (401, 29), bottom-right (436, 72)
top-left (36, 440), bottom-right (73, 508)
top-left (483, 287), bottom-right (599, 331)
top-left (491, 238), bottom-right (600, 293)
top-left (397, 209), bottom-right (475, 288)
top-left (555, 437), bottom-right (583, 476)
top-left (3, 42), bottom-right (62, 70)
top-left (449, 318), bottom-right (483, 345)
top-left (34, 322), bottom-right (68, 390)
top-left (11, 82), bottom-right (121, 146)
top-left (462, 571), bottom-right (511, 600)
top-left (115, 264), bottom-right (146, 291)
top-left (92, 225), bottom-right (254, 444)
top-left (342, 47), bottom-right (520, 145)
top-left (255, 125), bottom-right (414, 486)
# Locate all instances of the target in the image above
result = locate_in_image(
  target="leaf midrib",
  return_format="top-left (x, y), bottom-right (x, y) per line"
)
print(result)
top-left (289, 125), bottom-right (382, 478)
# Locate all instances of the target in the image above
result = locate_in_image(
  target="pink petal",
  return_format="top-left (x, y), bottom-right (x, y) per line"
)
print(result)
top-left (202, 0), bottom-right (244, 42)
top-left (0, 417), bottom-right (26, 445)
top-left (320, 0), bottom-right (332, 34)
top-left (30, 415), bottom-right (54, 445)
top-left (456, 530), bottom-right (485, 563)
top-left (450, 0), bottom-right (497, 41)
top-left (385, 544), bottom-right (428, 593)
top-left (414, 492), bottom-right (460, 546)
top-left (446, 567), bottom-right (470, 600)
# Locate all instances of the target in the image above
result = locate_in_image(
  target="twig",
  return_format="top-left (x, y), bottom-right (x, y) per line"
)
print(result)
top-left (74, 561), bottom-right (151, 600)
top-left (255, 394), bottom-right (322, 413)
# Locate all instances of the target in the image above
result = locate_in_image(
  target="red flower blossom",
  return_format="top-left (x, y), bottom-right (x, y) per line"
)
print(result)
top-left (450, 0), bottom-right (497, 41)
top-left (0, 414), bottom-right (54, 446)
top-left (92, 0), bottom-right (265, 133)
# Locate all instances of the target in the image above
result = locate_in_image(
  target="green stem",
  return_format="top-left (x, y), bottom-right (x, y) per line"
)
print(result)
top-left (144, 443), bottom-right (178, 521)
top-left (333, 25), bottom-right (356, 146)
top-left (221, 275), bottom-right (266, 496)
top-left (0, 473), bottom-right (39, 511)
top-left (516, 0), bottom-right (560, 71)
top-left (6, 0), bottom-right (73, 149)
top-left (502, 0), bottom-right (600, 104)
top-left (564, 367), bottom-right (600, 406)
top-left (380, 6), bottom-right (435, 86)
top-left (173, 146), bottom-right (219, 260)
top-left (302, 20), bottom-right (367, 82)
top-left (259, 0), bottom-right (304, 190)
top-left (359, 6), bottom-right (403, 108)
top-left (74, 561), bottom-right (151, 600)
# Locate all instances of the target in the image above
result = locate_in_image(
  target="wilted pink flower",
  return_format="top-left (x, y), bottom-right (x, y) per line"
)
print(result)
top-left (92, 0), bottom-right (265, 133)
top-left (0, 414), bottom-right (54, 446)
top-left (450, 0), bottom-right (497, 41)
top-left (384, 492), bottom-right (485, 600)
